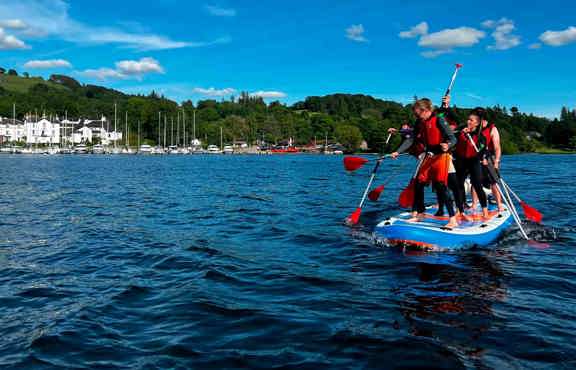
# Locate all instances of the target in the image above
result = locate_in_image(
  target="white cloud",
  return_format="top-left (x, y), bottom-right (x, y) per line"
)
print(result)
top-left (0, 19), bottom-right (27, 30)
top-left (116, 57), bottom-right (163, 75)
top-left (0, 27), bottom-right (29, 49)
top-left (399, 22), bottom-right (428, 39)
top-left (80, 68), bottom-right (126, 81)
top-left (483, 18), bottom-right (520, 50)
top-left (250, 91), bottom-right (287, 99)
top-left (205, 5), bottom-right (236, 17)
top-left (418, 27), bottom-right (485, 49)
top-left (465, 92), bottom-right (484, 100)
top-left (539, 26), bottom-right (576, 47)
top-left (192, 87), bottom-right (237, 97)
top-left (481, 20), bottom-right (495, 28)
top-left (24, 59), bottom-right (72, 69)
top-left (421, 49), bottom-right (453, 58)
top-left (346, 24), bottom-right (368, 43)
top-left (529, 43), bottom-right (541, 49)
top-left (78, 57), bottom-right (164, 81)
top-left (400, 22), bottom-right (485, 58)
top-left (0, 0), bottom-right (228, 51)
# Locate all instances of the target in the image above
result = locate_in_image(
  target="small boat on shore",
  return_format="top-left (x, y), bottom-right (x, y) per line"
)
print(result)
top-left (207, 145), bottom-right (222, 154)
top-left (93, 144), bottom-right (105, 154)
top-left (375, 204), bottom-right (512, 250)
top-left (74, 144), bottom-right (88, 154)
top-left (271, 146), bottom-right (299, 153)
top-left (139, 144), bottom-right (152, 154)
top-left (223, 145), bottom-right (234, 154)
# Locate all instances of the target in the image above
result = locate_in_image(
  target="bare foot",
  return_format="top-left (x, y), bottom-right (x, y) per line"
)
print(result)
top-left (459, 213), bottom-right (472, 222)
top-left (444, 216), bottom-right (458, 229)
top-left (482, 208), bottom-right (490, 220)
top-left (407, 214), bottom-right (424, 222)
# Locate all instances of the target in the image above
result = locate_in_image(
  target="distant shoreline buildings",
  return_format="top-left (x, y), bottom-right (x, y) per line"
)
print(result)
top-left (0, 115), bottom-right (122, 146)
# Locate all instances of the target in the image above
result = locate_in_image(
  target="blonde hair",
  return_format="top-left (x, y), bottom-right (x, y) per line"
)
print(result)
top-left (413, 98), bottom-right (434, 112)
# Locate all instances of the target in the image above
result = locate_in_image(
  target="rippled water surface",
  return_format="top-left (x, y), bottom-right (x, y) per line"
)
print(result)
top-left (0, 154), bottom-right (575, 369)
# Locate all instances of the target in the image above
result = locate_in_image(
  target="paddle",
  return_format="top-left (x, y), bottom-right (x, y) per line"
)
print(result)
top-left (500, 179), bottom-right (542, 223)
top-left (368, 161), bottom-right (406, 201)
top-left (397, 63), bottom-right (462, 208)
top-left (367, 131), bottom-right (401, 201)
top-left (343, 156), bottom-right (369, 171)
top-left (398, 153), bottom-right (427, 208)
top-left (346, 157), bottom-right (386, 225)
top-left (465, 132), bottom-right (530, 240)
top-left (346, 134), bottom-right (394, 224)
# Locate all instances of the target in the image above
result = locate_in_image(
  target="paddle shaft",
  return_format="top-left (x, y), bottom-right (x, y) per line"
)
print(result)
top-left (354, 133), bottom-right (393, 209)
top-left (465, 133), bottom-right (529, 240)
top-left (443, 64), bottom-right (462, 107)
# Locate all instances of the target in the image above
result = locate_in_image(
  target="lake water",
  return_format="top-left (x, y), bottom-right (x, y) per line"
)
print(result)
top-left (0, 154), bottom-right (574, 369)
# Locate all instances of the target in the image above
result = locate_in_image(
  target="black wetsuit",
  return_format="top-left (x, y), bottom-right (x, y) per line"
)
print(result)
top-left (396, 112), bottom-right (457, 217)
top-left (454, 130), bottom-right (488, 209)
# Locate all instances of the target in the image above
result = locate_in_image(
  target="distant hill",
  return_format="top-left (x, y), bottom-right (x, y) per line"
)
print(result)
top-left (0, 74), bottom-right (67, 94)
top-left (0, 70), bottom-right (574, 152)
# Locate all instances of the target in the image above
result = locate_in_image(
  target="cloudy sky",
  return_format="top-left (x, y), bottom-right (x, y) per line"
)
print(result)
top-left (0, 0), bottom-right (575, 117)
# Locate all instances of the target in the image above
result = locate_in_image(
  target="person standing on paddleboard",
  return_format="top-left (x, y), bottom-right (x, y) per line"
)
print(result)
top-left (454, 109), bottom-right (491, 220)
top-left (471, 108), bottom-right (504, 212)
top-left (433, 96), bottom-right (466, 219)
top-left (391, 97), bottom-right (458, 229)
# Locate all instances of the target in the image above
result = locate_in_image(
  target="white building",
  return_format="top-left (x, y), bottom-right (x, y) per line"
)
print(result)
top-left (25, 118), bottom-right (60, 144)
top-left (0, 115), bottom-right (122, 145)
top-left (0, 118), bottom-right (25, 143)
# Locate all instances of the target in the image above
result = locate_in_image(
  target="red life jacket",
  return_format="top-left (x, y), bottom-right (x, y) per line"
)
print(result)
top-left (482, 123), bottom-right (496, 153)
top-left (455, 130), bottom-right (480, 159)
top-left (409, 122), bottom-right (426, 157)
top-left (421, 114), bottom-right (442, 148)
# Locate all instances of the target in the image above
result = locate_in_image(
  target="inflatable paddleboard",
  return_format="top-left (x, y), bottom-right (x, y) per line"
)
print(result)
top-left (375, 204), bottom-right (512, 250)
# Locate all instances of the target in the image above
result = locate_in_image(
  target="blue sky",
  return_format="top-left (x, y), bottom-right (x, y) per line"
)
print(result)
top-left (0, 0), bottom-right (575, 117)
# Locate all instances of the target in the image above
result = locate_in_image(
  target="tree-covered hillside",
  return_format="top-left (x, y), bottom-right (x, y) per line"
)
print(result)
top-left (0, 71), bottom-right (575, 153)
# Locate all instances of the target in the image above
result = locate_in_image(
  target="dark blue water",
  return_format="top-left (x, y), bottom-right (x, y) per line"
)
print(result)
top-left (0, 154), bottom-right (574, 369)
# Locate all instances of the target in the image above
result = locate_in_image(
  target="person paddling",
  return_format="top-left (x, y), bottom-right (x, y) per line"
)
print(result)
top-left (434, 96), bottom-right (465, 219)
top-left (392, 97), bottom-right (458, 229)
top-left (472, 109), bottom-right (504, 212)
top-left (454, 109), bottom-right (491, 220)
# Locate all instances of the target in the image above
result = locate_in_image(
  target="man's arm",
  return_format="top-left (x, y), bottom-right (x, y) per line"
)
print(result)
top-left (491, 126), bottom-right (502, 168)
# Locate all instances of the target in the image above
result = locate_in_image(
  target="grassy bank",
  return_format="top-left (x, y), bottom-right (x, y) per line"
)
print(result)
top-left (533, 147), bottom-right (576, 154)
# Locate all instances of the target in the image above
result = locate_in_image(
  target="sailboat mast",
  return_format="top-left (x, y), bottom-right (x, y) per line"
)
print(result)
top-left (124, 111), bottom-right (127, 148)
top-left (183, 110), bottom-right (186, 148)
top-left (114, 102), bottom-right (117, 149)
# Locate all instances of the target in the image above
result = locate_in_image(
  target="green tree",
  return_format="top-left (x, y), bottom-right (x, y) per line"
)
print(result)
top-left (335, 124), bottom-right (363, 152)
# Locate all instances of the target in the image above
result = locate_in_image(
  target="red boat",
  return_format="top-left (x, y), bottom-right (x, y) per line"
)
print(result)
top-left (271, 146), bottom-right (299, 153)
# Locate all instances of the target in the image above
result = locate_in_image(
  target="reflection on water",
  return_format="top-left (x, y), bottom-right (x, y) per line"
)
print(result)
top-left (0, 154), bottom-right (575, 368)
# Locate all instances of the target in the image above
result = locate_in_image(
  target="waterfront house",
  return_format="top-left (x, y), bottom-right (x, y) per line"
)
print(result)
top-left (25, 118), bottom-right (60, 144)
top-left (0, 115), bottom-right (122, 146)
top-left (0, 118), bottom-right (25, 143)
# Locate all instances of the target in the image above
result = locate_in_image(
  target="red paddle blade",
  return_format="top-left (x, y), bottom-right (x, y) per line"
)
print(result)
top-left (368, 185), bottom-right (385, 201)
top-left (347, 207), bottom-right (362, 225)
top-left (521, 201), bottom-right (542, 223)
top-left (343, 156), bottom-right (369, 171)
top-left (456, 63), bottom-right (463, 69)
top-left (398, 180), bottom-right (415, 208)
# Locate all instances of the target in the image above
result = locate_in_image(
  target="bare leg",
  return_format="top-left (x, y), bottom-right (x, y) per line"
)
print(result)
top-left (482, 207), bottom-right (489, 220)
top-left (492, 184), bottom-right (504, 211)
top-left (471, 188), bottom-right (478, 210)
top-left (445, 215), bottom-right (458, 228)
